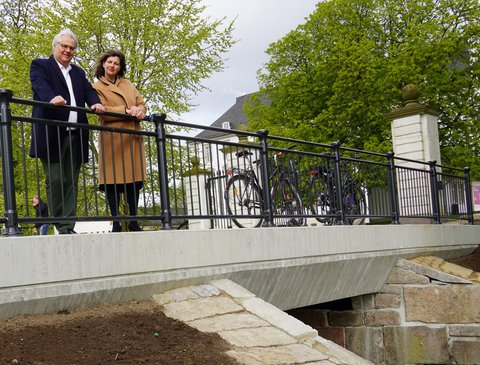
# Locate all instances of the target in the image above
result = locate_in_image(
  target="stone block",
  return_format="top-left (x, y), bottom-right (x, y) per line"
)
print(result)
top-left (328, 310), bottom-right (364, 326)
top-left (313, 336), bottom-right (374, 365)
top-left (210, 279), bottom-right (255, 299)
top-left (381, 284), bottom-right (402, 295)
top-left (449, 324), bottom-right (480, 337)
top-left (345, 327), bottom-right (384, 365)
top-left (288, 308), bottom-right (328, 328)
top-left (218, 326), bottom-right (297, 347)
top-left (404, 286), bottom-right (480, 323)
top-left (450, 338), bottom-right (480, 364)
top-left (387, 267), bottom-right (430, 285)
top-left (188, 312), bottom-right (269, 332)
top-left (316, 327), bottom-right (345, 347)
top-left (152, 287), bottom-right (198, 305)
top-left (374, 293), bottom-right (401, 309)
top-left (398, 258), bottom-right (472, 284)
top-left (242, 297), bottom-right (318, 340)
top-left (364, 310), bottom-right (401, 326)
top-left (162, 296), bottom-right (243, 322)
top-left (227, 344), bottom-right (329, 365)
top-left (351, 295), bottom-right (374, 310)
top-left (383, 326), bottom-right (449, 365)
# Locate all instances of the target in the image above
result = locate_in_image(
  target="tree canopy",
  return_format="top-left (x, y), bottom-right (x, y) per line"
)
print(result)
top-left (0, 0), bottom-right (235, 116)
top-left (0, 0), bottom-right (235, 223)
top-left (245, 0), bottom-right (480, 178)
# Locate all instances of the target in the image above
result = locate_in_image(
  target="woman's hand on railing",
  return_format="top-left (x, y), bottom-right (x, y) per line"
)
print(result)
top-left (126, 106), bottom-right (145, 120)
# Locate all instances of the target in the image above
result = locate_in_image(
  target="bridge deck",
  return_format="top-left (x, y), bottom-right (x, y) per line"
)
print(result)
top-left (0, 224), bottom-right (478, 320)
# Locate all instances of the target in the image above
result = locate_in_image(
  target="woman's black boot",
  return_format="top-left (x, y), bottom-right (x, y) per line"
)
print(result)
top-left (107, 190), bottom-right (122, 233)
top-left (126, 186), bottom-right (142, 231)
top-left (128, 221), bottom-right (143, 231)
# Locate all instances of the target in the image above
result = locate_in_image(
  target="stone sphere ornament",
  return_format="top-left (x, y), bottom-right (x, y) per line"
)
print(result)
top-left (401, 84), bottom-right (420, 105)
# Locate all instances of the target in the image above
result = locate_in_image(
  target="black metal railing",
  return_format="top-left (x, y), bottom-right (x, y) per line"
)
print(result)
top-left (0, 89), bottom-right (474, 235)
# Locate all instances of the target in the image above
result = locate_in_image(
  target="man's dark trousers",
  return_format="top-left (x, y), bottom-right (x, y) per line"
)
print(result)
top-left (41, 132), bottom-right (81, 233)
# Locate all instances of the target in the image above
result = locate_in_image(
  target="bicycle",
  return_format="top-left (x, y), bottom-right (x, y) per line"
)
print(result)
top-left (308, 159), bottom-right (366, 225)
top-left (224, 149), bottom-right (304, 228)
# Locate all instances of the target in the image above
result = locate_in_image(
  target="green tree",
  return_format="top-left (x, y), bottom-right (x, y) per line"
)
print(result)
top-left (245, 0), bottom-right (480, 178)
top-left (1, 0), bottom-right (235, 116)
top-left (0, 0), bottom-right (235, 228)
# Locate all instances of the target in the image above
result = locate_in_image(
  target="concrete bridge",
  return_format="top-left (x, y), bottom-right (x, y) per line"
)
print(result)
top-left (1, 224), bottom-right (479, 320)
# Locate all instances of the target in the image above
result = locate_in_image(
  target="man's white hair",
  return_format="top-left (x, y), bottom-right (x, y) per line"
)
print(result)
top-left (52, 29), bottom-right (78, 50)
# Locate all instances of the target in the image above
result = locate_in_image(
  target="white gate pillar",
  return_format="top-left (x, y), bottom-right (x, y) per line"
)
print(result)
top-left (385, 84), bottom-right (442, 219)
top-left (183, 157), bottom-right (212, 230)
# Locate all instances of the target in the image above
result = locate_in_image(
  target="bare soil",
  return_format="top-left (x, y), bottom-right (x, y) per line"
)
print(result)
top-left (1, 247), bottom-right (478, 364)
top-left (0, 300), bottom-right (240, 365)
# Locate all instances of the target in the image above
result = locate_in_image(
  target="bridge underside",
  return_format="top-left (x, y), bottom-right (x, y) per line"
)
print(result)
top-left (1, 225), bottom-right (478, 320)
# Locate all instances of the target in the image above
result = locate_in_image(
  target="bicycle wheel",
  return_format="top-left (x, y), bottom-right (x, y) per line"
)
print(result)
top-left (225, 174), bottom-right (263, 228)
top-left (343, 183), bottom-right (367, 224)
top-left (271, 179), bottom-right (304, 226)
top-left (308, 173), bottom-right (335, 225)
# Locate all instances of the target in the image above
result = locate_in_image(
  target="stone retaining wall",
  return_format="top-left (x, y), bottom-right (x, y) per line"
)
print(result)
top-left (289, 257), bottom-right (480, 364)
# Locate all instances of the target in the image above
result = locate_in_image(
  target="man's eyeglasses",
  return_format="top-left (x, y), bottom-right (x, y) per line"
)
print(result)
top-left (57, 43), bottom-right (76, 51)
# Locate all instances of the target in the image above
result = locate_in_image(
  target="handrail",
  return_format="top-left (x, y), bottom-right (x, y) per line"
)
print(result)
top-left (0, 89), bottom-right (474, 235)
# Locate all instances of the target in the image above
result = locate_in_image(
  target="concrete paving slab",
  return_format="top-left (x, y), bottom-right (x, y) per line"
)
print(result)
top-left (219, 326), bottom-right (297, 347)
top-left (152, 287), bottom-right (198, 305)
top-left (241, 297), bottom-right (318, 340)
top-left (226, 344), bottom-right (329, 364)
top-left (211, 279), bottom-right (256, 299)
top-left (188, 312), bottom-right (269, 332)
top-left (162, 296), bottom-right (243, 322)
top-left (191, 284), bottom-right (221, 297)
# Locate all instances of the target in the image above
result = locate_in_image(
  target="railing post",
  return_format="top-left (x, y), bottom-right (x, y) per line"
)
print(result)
top-left (0, 89), bottom-right (22, 236)
top-left (428, 160), bottom-right (441, 224)
top-left (152, 113), bottom-right (172, 230)
top-left (256, 129), bottom-right (274, 227)
top-left (332, 141), bottom-right (347, 225)
top-left (464, 167), bottom-right (474, 225)
top-left (386, 152), bottom-right (400, 224)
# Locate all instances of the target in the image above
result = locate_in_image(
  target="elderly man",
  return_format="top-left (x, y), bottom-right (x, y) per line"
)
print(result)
top-left (29, 29), bottom-right (105, 234)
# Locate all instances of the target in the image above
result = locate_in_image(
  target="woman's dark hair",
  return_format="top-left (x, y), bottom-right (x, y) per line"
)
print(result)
top-left (94, 50), bottom-right (127, 79)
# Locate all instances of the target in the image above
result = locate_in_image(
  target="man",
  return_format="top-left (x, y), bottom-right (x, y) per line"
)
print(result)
top-left (32, 196), bottom-right (50, 235)
top-left (29, 29), bottom-right (105, 234)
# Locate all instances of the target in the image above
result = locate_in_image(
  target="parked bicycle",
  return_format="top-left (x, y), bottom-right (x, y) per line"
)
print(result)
top-left (308, 158), bottom-right (366, 225)
top-left (224, 149), bottom-right (304, 228)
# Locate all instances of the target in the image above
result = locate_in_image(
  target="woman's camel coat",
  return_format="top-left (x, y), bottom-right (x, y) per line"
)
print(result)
top-left (93, 77), bottom-right (147, 188)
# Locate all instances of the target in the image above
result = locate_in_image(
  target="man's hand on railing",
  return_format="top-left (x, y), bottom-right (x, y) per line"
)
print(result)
top-left (90, 103), bottom-right (105, 114)
top-left (50, 95), bottom-right (67, 106)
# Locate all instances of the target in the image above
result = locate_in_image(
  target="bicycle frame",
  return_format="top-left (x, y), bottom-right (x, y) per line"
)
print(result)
top-left (225, 149), bottom-right (304, 227)
top-left (308, 163), bottom-right (365, 224)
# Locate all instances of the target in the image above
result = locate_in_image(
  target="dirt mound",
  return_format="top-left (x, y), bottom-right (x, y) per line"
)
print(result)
top-left (0, 300), bottom-right (240, 364)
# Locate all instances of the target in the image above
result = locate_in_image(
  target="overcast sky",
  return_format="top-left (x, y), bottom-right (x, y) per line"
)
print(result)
top-left (179, 0), bottom-right (318, 126)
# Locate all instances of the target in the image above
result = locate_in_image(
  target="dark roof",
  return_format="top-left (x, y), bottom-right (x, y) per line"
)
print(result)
top-left (195, 93), bottom-right (256, 139)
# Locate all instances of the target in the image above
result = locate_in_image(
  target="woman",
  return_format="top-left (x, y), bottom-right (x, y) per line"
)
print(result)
top-left (93, 50), bottom-right (147, 232)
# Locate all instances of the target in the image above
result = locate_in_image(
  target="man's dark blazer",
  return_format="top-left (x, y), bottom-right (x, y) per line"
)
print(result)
top-left (29, 55), bottom-right (101, 164)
